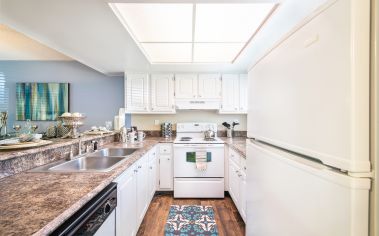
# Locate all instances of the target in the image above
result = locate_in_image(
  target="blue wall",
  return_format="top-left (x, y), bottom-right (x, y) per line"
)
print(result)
top-left (0, 61), bottom-right (130, 132)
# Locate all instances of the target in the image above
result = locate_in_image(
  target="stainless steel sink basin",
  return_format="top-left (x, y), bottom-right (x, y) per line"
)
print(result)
top-left (88, 148), bottom-right (137, 157)
top-left (49, 156), bottom-right (125, 172)
top-left (29, 148), bottom-right (139, 172)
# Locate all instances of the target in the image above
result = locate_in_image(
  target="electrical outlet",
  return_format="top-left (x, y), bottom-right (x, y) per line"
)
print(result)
top-left (154, 120), bottom-right (160, 125)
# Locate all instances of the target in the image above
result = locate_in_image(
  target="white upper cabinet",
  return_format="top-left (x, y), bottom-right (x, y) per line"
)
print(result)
top-left (151, 74), bottom-right (175, 113)
top-left (220, 74), bottom-right (239, 112)
top-left (174, 74), bottom-right (198, 99)
top-left (220, 74), bottom-right (247, 114)
top-left (198, 73), bottom-right (221, 99)
top-left (125, 73), bottom-right (149, 113)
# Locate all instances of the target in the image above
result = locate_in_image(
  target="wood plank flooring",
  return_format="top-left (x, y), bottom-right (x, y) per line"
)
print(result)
top-left (137, 192), bottom-right (245, 236)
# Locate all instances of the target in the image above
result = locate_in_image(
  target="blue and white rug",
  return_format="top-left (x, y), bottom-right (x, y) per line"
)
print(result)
top-left (164, 205), bottom-right (219, 236)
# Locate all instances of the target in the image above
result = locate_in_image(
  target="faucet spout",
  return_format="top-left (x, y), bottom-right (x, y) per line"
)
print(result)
top-left (78, 138), bottom-right (82, 156)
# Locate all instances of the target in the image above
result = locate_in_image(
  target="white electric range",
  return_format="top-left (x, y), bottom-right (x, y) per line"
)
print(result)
top-left (173, 123), bottom-right (225, 198)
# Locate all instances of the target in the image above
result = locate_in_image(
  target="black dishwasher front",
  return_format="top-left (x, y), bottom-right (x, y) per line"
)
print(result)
top-left (51, 182), bottom-right (117, 236)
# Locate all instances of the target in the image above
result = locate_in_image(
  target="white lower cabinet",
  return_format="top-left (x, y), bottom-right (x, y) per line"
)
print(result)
top-left (148, 147), bottom-right (157, 200)
top-left (158, 144), bottom-right (173, 190)
top-left (115, 146), bottom-right (158, 236)
top-left (228, 148), bottom-right (247, 222)
top-left (136, 154), bottom-right (149, 226)
top-left (229, 160), bottom-right (240, 205)
top-left (116, 167), bottom-right (137, 236)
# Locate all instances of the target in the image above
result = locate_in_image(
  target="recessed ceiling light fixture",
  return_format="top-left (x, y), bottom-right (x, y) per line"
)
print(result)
top-left (110, 2), bottom-right (277, 64)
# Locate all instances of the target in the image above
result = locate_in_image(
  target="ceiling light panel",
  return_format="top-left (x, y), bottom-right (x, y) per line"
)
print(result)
top-left (195, 3), bottom-right (276, 42)
top-left (193, 43), bottom-right (245, 63)
top-left (113, 3), bottom-right (193, 42)
top-left (141, 43), bottom-right (192, 63)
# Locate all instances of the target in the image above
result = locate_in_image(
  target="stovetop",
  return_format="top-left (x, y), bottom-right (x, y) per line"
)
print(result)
top-left (174, 137), bottom-right (224, 144)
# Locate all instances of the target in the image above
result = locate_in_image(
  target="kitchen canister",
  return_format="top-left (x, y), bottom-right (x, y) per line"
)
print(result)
top-left (161, 122), bottom-right (172, 138)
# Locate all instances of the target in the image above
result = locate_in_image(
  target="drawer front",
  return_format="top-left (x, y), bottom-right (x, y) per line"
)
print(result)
top-left (159, 144), bottom-right (172, 154)
top-left (174, 178), bottom-right (225, 198)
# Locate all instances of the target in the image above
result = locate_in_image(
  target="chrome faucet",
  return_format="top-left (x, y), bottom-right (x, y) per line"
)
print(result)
top-left (78, 138), bottom-right (82, 155)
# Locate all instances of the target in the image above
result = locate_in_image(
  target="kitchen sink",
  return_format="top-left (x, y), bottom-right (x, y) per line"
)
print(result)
top-left (88, 148), bottom-right (137, 157)
top-left (49, 156), bottom-right (125, 172)
top-left (29, 147), bottom-right (138, 172)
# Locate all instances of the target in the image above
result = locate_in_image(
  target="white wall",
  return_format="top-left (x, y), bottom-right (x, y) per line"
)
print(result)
top-left (131, 110), bottom-right (246, 131)
top-left (0, 24), bottom-right (71, 60)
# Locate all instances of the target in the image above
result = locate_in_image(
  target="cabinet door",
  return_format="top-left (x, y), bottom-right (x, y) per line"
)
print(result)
top-left (159, 154), bottom-right (173, 190)
top-left (125, 74), bottom-right (149, 112)
top-left (239, 74), bottom-right (248, 113)
top-left (116, 168), bottom-right (137, 236)
top-left (174, 74), bottom-right (198, 99)
top-left (151, 74), bottom-right (175, 112)
top-left (136, 155), bottom-right (149, 226)
top-left (239, 170), bottom-right (246, 222)
top-left (148, 150), bottom-right (157, 200)
top-left (220, 74), bottom-right (239, 113)
top-left (198, 74), bottom-right (221, 99)
top-left (228, 160), bottom-right (240, 206)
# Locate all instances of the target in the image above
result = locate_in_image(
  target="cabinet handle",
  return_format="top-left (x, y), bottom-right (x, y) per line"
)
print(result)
top-left (150, 166), bottom-right (153, 169)
top-left (138, 165), bottom-right (142, 169)
top-left (167, 158), bottom-right (170, 160)
top-left (238, 174), bottom-right (242, 177)
top-left (134, 169), bottom-right (138, 173)
top-left (235, 170), bottom-right (239, 173)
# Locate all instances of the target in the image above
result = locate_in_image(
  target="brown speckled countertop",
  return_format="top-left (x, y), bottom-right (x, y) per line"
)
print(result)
top-left (221, 137), bottom-right (247, 157)
top-left (0, 137), bottom-right (170, 236)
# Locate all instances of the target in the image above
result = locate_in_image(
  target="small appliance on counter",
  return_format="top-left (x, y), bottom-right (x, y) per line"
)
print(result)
top-left (161, 122), bottom-right (172, 138)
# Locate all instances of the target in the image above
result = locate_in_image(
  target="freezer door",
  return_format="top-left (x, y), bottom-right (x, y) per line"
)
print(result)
top-left (246, 139), bottom-right (370, 236)
top-left (247, 0), bottom-right (370, 172)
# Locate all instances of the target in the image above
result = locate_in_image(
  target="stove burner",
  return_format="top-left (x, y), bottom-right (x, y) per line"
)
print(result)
top-left (180, 137), bottom-right (193, 141)
top-left (204, 138), bottom-right (216, 141)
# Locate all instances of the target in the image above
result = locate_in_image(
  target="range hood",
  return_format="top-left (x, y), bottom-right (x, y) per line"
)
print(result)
top-left (175, 99), bottom-right (220, 110)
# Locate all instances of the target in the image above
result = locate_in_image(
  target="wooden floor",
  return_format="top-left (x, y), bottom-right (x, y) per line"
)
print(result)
top-left (137, 192), bottom-right (245, 236)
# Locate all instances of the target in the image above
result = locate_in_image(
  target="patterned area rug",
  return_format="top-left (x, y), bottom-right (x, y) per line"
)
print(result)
top-left (164, 205), bottom-right (219, 236)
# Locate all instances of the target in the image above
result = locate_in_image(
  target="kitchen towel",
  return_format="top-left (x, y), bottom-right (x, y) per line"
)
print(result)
top-left (195, 151), bottom-right (207, 171)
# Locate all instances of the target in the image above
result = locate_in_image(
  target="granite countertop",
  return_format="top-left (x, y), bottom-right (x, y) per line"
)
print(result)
top-left (221, 137), bottom-right (247, 157)
top-left (0, 137), bottom-right (169, 236)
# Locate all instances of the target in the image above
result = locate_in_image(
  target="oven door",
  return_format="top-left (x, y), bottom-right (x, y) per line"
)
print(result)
top-left (173, 143), bottom-right (224, 177)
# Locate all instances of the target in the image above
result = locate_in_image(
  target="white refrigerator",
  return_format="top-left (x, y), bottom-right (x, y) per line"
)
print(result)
top-left (246, 0), bottom-right (372, 235)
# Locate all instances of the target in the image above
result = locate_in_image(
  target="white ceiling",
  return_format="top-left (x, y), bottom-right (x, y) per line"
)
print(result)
top-left (0, 0), bottom-right (329, 75)
top-left (110, 2), bottom-right (276, 63)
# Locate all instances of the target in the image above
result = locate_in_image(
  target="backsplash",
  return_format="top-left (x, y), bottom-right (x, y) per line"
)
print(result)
top-left (141, 130), bottom-right (246, 138)
top-left (131, 110), bottom-right (247, 131)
